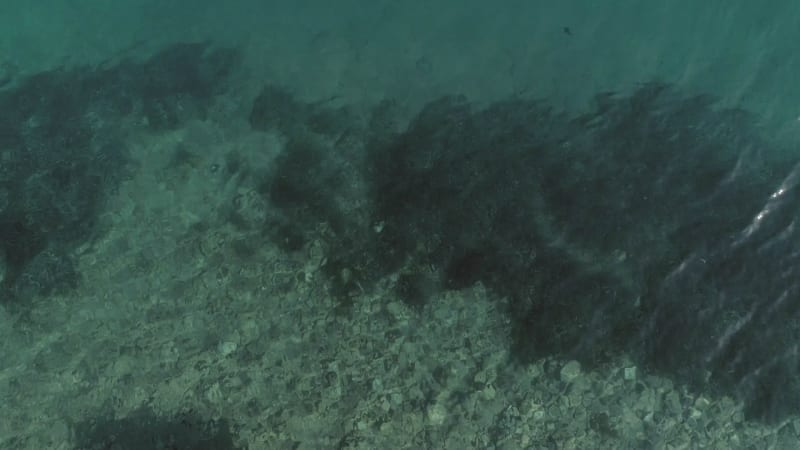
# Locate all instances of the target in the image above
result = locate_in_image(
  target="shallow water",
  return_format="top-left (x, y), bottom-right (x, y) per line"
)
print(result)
top-left (2, 2), bottom-right (800, 449)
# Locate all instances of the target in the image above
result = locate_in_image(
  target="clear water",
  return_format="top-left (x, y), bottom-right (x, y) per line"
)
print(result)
top-left (1, 1), bottom-right (800, 448)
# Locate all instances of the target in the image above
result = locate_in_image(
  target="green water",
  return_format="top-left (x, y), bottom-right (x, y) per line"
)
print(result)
top-left (2, 2), bottom-right (800, 449)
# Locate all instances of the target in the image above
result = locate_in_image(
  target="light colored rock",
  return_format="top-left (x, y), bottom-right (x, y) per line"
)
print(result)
top-left (560, 360), bottom-right (581, 383)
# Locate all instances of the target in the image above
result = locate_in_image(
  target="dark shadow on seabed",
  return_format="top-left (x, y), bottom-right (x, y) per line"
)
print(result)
top-left (0, 42), bottom-right (237, 302)
top-left (0, 42), bottom-right (242, 449)
top-left (3, 39), bottom-right (800, 446)
top-left (255, 82), bottom-right (800, 425)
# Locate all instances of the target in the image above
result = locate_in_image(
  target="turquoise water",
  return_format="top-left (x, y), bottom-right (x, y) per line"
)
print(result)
top-left (2, 2), bottom-right (800, 449)
top-left (4, 1), bottom-right (800, 119)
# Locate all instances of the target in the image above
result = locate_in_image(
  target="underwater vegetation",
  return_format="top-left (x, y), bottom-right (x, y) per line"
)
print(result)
top-left (71, 406), bottom-right (241, 450)
top-left (0, 42), bottom-right (237, 301)
top-left (256, 83), bottom-right (800, 423)
top-left (4, 37), bottom-right (800, 438)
